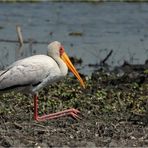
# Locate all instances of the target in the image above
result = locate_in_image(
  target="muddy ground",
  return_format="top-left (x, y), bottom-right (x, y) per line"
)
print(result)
top-left (0, 61), bottom-right (148, 147)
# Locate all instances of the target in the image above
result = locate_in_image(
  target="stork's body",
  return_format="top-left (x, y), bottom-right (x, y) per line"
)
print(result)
top-left (0, 41), bottom-right (85, 121)
top-left (0, 55), bottom-right (67, 94)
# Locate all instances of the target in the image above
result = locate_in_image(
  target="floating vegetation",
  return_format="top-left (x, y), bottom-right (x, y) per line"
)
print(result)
top-left (69, 32), bottom-right (83, 36)
top-left (0, 26), bottom-right (4, 30)
top-left (1, 0), bottom-right (148, 3)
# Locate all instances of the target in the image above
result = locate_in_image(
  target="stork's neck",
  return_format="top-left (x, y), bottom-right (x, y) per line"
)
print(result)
top-left (54, 56), bottom-right (68, 76)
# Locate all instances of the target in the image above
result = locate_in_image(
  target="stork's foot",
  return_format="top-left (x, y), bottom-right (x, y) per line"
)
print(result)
top-left (35, 108), bottom-right (81, 121)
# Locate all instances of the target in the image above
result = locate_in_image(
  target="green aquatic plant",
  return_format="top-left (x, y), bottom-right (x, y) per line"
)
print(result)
top-left (0, 67), bottom-right (147, 122)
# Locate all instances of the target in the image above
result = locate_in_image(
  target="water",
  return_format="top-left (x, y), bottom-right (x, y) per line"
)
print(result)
top-left (0, 2), bottom-right (148, 75)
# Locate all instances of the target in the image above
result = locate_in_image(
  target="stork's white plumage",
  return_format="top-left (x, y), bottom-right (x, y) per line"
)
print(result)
top-left (0, 41), bottom-right (85, 121)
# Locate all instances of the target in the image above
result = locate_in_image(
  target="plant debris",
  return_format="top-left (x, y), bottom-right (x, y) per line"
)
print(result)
top-left (0, 62), bottom-right (148, 147)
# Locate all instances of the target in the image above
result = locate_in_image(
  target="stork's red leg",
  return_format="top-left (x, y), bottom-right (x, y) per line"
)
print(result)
top-left (34, 94), bottom-right (38, 120)
top-left (37, 108), bottom-right (81, 121)
top-left (33, 95), bottom-right (81, 121)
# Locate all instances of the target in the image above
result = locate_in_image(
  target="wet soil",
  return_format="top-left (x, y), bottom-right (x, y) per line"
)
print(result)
top-left (0, 62), bottom-right (148, 147)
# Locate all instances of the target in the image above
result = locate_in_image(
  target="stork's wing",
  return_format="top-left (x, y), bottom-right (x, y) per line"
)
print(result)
top-left (0, 70), bottom-right (4, 75)
top-left (0, 55), bottom-right (61, 91)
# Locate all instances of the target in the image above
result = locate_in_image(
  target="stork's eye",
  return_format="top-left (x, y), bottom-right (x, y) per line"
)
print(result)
top-left (60, 47), bottom-right (63, 52)
top-left (60, 46), bottom-right (64, 56)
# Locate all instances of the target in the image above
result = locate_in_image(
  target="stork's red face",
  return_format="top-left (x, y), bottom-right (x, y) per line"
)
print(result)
top-left (60, 45), bottom-right (65, 56)
top-left (60, 46), bottom-right (85, 88)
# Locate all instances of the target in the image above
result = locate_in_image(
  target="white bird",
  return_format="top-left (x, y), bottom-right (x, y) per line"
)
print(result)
top-left (0, 41), bottom-right (85, 121)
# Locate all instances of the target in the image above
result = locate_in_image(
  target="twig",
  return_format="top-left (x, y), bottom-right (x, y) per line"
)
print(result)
top-left (0, 39), bottom-right (48, 44)
top-left (16, 25), bottom-right (24, 47)
top-left (101, 50), bottom-right (113, 64)
top-left (15, 25), bottom-right (24, 60)
top-left (14, 122), bottom-right (23, 130)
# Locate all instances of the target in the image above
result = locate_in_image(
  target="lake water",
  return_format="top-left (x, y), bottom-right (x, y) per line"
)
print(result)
top-left (0, 2), bottom-right (148, 75)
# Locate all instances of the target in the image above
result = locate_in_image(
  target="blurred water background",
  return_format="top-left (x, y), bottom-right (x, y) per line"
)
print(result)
top-left (0, 2), bottom-right (148, 75)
